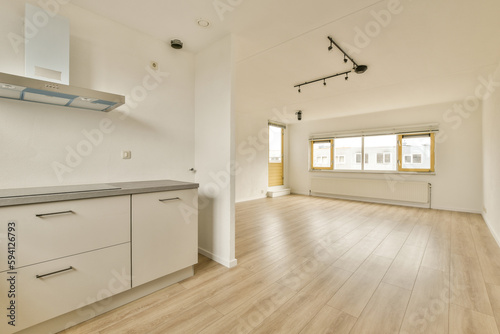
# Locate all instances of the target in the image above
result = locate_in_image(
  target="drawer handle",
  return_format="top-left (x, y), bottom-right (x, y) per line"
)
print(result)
top-left (36, 210), bottom-right (75, 218)
top-left (159, 197), bottom-right (181, 202)
top-left (36, 266), bottom-right (74, 279)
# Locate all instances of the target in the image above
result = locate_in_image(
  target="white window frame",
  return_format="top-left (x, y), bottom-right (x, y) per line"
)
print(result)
top-left (309, 124), bottom-right (437, 173)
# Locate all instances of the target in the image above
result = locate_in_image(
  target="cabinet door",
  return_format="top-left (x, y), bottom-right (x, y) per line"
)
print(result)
top-left (132, 189), bottom-right (198, 287)
top-left (0, 195), bottom-right (130, 270)
top-left (0, 243), bottom-right (130, 334)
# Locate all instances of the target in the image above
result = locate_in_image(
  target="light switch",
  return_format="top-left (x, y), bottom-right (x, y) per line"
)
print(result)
top-left (122, 151), bottom-right (131, 159)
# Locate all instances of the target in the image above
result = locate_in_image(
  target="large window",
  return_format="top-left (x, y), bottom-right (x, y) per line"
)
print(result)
top-left (310, 131), bottom-right (435, 173)
top-left (334, 137), bottom-right (362, 170)
top-left (364, 135), bottom-right (397, 171)
top-left (398, 133), bottom-right (435, 172)
top-left (311, 140), bottom-right (333, 170)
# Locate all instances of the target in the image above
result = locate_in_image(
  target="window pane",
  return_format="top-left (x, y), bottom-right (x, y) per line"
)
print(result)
top-left (384, 153), bottom-right (391, 164)
top-left (334, 137), bottom-right (362, 170)
top-left (312, 141), bottom-right (332, 168)
top-left (402, 135), bottom-right (431, 169)
top-left (269, 126), bottom-right (282, 163)
top-left (364, 135), bottom-right (397, 171)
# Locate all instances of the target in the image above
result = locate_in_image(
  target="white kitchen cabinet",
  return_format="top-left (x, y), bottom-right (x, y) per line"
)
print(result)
top-left (0, 243), bottom-right (130, 334)
top-left (132, 189), bottom-right (198, 287)
top-left (0, 180), bottom-right (198, 334)
top-left (0, 196), bottom-right (130, 271)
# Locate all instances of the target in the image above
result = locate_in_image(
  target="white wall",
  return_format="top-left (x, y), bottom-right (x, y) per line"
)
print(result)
top-left (235, 107), bottom-right (294, 202)
top-left (195, 35), bottom-right (237, 268)
top-left (482, 72), bottom-right (500, 241)
top-left (235, 112), bottom-right (269, 202)
top-left (288, 102), bottom-right (483, 213)
top-left (0, 1), bottom-right (196, 188)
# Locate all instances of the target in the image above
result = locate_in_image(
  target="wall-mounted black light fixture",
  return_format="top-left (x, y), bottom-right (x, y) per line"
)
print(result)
top-left (296, 110), bottom-right (302, 121)
top-left (293, 36), bottom-right (368, 92)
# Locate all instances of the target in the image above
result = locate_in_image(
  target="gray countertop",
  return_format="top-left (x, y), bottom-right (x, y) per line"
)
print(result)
top-left (0, 180), bottom-right (199, 207)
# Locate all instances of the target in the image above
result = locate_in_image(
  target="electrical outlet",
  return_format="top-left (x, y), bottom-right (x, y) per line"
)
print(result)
top-left (122, 151), bottom-right (131, 159)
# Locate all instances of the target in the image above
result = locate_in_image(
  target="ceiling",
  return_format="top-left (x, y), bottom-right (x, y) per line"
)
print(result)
top-left (71, 0), bottom-right (500, 123)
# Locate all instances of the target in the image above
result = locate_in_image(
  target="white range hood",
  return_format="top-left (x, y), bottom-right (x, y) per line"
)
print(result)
top-left (0, 4), bottom-right (125, 112)
top-left (0, 72), bottom-right (125, 112)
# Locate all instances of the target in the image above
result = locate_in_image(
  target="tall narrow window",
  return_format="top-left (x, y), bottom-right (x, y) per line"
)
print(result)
top-left (398, 133), bottom-right (435, 172)
top-left (311, 140), bottom-right (333, 170)
top-left (268, 125), bottom-right (284, 186)
top-left (334, 137), bottom-right (362, 170)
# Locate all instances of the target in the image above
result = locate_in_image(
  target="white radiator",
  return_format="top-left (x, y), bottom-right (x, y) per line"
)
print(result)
top-left (310, 177), bottom-right (429, 204)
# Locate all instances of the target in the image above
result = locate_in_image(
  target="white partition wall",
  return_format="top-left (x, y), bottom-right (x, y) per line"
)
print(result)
top-left (195, 35), bottom-right (237, 268)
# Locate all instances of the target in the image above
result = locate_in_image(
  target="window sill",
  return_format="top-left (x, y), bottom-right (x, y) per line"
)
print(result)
top-left (309, 169), bottom-right (436, 176)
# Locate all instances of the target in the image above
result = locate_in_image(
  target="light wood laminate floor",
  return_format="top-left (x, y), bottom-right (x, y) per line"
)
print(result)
top-left (60, 195), bottom-right (500, 334)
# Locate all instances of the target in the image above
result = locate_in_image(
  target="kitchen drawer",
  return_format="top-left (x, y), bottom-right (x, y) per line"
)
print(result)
top-left (0, 195), bottom-right (130, 270)
top-left (0, 243), bottom-right (131, 334)
top-left (132, 189), bottom-right (198, 287)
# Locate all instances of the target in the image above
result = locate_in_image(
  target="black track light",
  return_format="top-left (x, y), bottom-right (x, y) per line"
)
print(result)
top-left (294, 70), bottom-right (351, 93)
top-left (293, 36), bottom-right (368, 92)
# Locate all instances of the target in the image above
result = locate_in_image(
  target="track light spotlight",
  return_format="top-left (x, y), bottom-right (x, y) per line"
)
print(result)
top-left (298, 86), bottom-right (301, 93)
top-left (345, 73), bottom-right (348, 81)
top-left (354, 65), bottom-right (368, 74)
top-left (344, 55), bottom-right (348, 63)
top-left (323, 79), bottom-right (326, 86)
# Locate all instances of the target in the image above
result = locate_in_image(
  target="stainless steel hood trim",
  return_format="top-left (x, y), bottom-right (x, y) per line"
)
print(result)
top-left (0, 72), bottom-right (125, 112)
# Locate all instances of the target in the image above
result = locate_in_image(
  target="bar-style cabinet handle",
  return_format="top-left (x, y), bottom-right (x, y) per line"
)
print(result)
top-left (36, 210), bottom-right (75, 218)
top-left (36, 266), bottom-right (74, 279)
top-left (159, 197), bottom-right (181, 202)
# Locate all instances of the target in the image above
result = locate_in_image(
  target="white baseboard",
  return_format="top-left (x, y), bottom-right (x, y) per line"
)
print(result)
top-left (198, 247), bottom-right (238, 268)
top-left (431, 205), bottom-right (482, 214)
top-left (483, 213), bottom-right (500, 248)
top-left (235, 195), bottom-right (267, 203)
top-left (298, 191), bottom-right (482, 213)
top-left (290, 191), bottom-right (309, 196)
